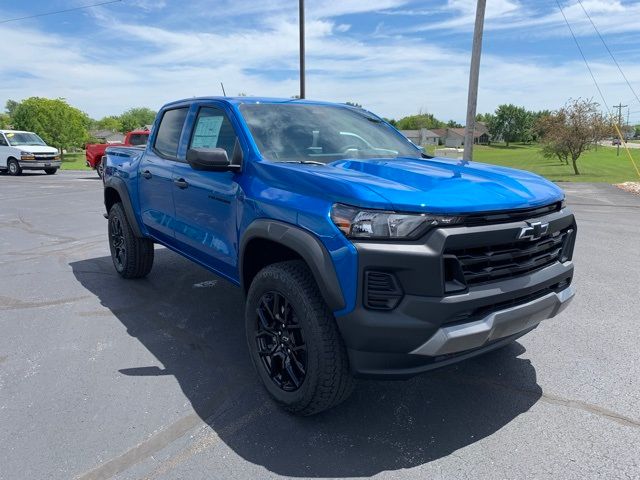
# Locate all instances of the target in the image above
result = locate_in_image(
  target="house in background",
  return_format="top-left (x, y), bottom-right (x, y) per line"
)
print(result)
top-left (400, 128), bottom-right (441, 146)
top-left (89, 130), bottom-right (125, 144)
top-left (432, 123), bottom-right (490, 147)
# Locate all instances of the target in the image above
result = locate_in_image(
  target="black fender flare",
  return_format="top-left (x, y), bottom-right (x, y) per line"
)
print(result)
top-left (240, 220), bottom-right (346, 312)
top-left (104, 176), bottom-right (144, 238)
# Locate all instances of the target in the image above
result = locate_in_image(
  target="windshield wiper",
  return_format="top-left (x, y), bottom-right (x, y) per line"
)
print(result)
top-left (279, 160), bottom-right (325, 166)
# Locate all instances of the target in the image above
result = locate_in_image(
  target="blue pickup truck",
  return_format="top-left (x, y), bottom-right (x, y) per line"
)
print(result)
top-left (103, 97), bottom-right (577, 415)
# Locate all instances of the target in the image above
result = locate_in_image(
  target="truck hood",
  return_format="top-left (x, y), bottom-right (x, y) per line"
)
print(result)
top-left (13, 145), bottom-right (58, 154)
top-left (265, 157), bottom-right (564, 214)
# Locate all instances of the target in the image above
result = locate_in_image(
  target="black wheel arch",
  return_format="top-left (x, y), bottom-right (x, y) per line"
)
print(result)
top-left (240, 220), bottom-right (346, 312)
top-left (103, 176), bottom-right (144, 238)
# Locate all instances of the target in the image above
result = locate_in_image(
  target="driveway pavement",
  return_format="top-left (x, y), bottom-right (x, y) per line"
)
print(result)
top-left (1, 171), bottom-right (639, 480)
top-left (600, 140), bottom-right (640, 148)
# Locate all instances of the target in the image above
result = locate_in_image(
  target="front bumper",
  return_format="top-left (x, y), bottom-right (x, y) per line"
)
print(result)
top-left (19, 160), bottom-right (61, 170)
top-left (336, 207), bottom-right (577, 379)
top-left (411, 285), bottom-right (575, 356)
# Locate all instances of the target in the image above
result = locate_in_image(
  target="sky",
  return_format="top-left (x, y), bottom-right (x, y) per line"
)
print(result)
top-left (2, 0), bottom-right (640, 123)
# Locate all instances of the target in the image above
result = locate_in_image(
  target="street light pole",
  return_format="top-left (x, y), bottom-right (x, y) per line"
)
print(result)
top-left (299, 0), bottom-right (306, 99)
top-left (463, 0), bottom-right (486, 161)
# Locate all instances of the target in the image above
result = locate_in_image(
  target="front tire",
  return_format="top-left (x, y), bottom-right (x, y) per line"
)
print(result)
top-left (245, 260), bottom-right (354, 415)
top-left (44, 168), bottom-right (57, 175)
top-left (7, 159), bottom-right (21, 176)
top-left (108, 202), bottom-right (154, 278)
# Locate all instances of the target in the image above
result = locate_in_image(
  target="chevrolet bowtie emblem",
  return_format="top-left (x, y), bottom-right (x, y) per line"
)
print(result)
top-left (518, 221), bottom-right (549, 241)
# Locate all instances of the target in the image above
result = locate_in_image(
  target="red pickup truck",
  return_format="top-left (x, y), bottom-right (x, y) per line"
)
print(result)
top-left (86, 129), bottom-right (150, 177)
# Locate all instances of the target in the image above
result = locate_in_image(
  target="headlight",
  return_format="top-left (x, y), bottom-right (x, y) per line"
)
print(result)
top-left (331, 203), bottom-right (461, 239)
top-left (20, 152), bottom-right (35, 160)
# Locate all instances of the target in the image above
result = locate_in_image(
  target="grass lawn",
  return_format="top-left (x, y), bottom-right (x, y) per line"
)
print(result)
top-left (430, 143), bottom-right (640, 183)
top-left (60, 152), bottom-right (91, 171)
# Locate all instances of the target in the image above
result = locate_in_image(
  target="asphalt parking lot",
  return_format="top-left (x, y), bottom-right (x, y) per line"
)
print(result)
top-left (1, 171), bottom-right (639, 480)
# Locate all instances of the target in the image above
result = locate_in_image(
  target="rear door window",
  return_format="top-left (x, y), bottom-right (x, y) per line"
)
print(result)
top-left (154, 108), bottom-right (188, 158)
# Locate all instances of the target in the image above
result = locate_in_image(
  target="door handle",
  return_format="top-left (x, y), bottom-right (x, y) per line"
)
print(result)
top-left (174, 178), bottom-right (189, 189)
top-left (141, 170), bottom-right (152, 179)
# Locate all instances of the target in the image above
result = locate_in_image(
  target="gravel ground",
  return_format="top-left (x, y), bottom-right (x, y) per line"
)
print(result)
top-left (1, 172), bottom-right (639, 480)
top-left (616, 182), bottom-right (640, 195)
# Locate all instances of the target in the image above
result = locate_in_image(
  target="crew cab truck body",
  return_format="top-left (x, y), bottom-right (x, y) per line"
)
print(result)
top-left (86, 129), bottom-right (150, 178)
top-left (0, 130), bottom-right (60, 175)
top-left (103, 97), bottom-right (577, 415)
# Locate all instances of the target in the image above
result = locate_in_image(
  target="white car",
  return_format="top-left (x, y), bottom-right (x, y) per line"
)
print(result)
top-left (0, 130), bottom-right (61, 175)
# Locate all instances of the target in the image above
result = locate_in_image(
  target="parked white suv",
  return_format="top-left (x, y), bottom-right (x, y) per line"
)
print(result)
top-left (0, 130), bottom-right (61, 175)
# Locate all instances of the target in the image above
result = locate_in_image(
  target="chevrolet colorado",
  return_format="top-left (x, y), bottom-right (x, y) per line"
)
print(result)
top-left (102, 97), bottom-right (577, 415)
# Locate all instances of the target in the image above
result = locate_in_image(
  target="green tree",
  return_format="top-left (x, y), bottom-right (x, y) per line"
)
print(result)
top-left (475, 112), bottom-right (494, 123)
top-left (446, 120), bottom-right (462, 128)
top-left (488, 104), bottom-right (531, 146)
top-left (396, 113), bottom-right (444, 130)
top-left (5, 100), bottom-right (20, 117)
top-left (11, 97), bottom-right (89, 152)
top-left (118, 107), bottom-right (156, 133)
top-left (0, 113), bottom-right (11, 129)
top-left (345, 101), bottom-right (363, 108)
top-left (538, 99), bottom-right (611, 175)
top-left (94, 116), bottom-right (123, 132)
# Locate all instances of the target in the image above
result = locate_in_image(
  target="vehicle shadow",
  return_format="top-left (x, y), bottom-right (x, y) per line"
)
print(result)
top-left (70, 249), bottom-right (542, 478)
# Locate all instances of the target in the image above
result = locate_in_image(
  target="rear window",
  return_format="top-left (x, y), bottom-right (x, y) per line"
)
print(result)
top-left (154, 108), bottom-right (188, 158)
top-left (128, 133), bottom-right (149, 146)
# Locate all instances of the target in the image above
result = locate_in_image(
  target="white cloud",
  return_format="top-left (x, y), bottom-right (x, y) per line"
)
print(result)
top-left (404, 0), bottom-right (640, 37)
top-left (2, 1), bottom-right (640, 122)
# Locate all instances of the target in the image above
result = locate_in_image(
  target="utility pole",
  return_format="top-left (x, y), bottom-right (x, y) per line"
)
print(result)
top-left (614, 103), bottom-right (627, 156)
top-left (463, 0), bottom-right (486, 162)
top-left (299, 0), bottom-right (306, 99)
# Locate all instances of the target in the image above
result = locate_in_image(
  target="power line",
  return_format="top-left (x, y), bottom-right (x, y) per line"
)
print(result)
top-left (555, 0), bottom-right (610, 114)
top-left (576, 0), bottom-right (640, 107)
top-left (556, 1), bottom-right (640, 178)
top-left (0, 0), bottom-right (121, 25)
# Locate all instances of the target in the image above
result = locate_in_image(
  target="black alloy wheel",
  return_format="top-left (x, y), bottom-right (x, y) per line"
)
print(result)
top-left (109, 214), bottom-right (126, 271)
top-left (255, 291), bottom-right (307, 392)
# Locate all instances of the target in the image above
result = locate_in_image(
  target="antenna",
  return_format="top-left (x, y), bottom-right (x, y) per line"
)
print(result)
top-left (220, 82), bottom-right (227, 97)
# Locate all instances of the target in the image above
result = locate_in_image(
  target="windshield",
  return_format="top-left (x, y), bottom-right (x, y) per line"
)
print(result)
top-left (239, 103), bottom-right (420, 163)
top-left (5, 132), bottom-right (47, 147)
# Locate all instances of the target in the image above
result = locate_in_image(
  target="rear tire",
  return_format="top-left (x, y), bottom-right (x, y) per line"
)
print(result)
top-left (245, 260), bottom-right (354, 416)
top-left (96, 158), bottom-right (104, 178)
top-left (7, 159), bottom-right (21, 176)
top-left (44, 168), bottom-right (57, 175)
top-left (108, 202), bottom-right (154, 279)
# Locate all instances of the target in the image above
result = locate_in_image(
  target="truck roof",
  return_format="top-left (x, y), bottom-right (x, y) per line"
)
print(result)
top-left (162, 96), bottom-right (347, 109)
top-left (0, 129), bottom-right (36, 134)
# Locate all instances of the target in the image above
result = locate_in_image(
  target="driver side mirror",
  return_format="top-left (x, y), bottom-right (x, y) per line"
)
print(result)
top-left (186, 148), bottom-right (240, 172)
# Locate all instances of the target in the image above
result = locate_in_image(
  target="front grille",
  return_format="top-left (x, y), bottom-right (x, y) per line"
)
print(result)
top-left (445, 228), bottom-right (573, 285)
top-left (364, 271), bottom-right (403, 310)
top-left (463, 202), bottom-right (562, 226)
top-left (33, 154), bottom-right (57, 160)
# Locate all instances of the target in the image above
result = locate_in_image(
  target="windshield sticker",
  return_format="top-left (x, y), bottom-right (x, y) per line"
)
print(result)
top-left (192, 116), bottom-right (224, 149)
